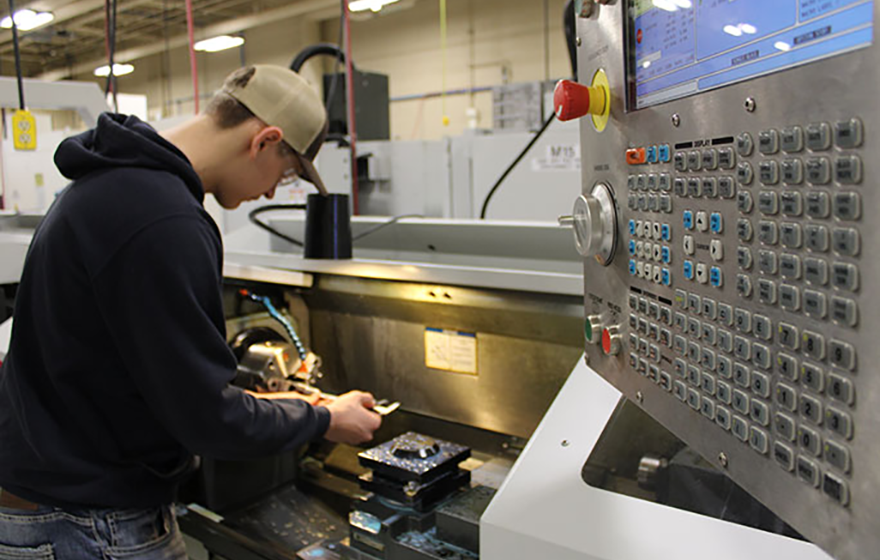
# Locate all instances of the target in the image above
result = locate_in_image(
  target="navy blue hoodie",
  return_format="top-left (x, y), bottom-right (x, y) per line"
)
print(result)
top-left (0, 114), bottom-right (330, 509)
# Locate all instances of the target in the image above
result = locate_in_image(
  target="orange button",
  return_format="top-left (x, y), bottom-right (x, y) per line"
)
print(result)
top-left (626, 148), bottom-right (646, 165)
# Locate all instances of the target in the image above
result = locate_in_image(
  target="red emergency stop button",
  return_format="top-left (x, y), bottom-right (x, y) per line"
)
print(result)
top-left (554, 79), bottom-right (607, 121)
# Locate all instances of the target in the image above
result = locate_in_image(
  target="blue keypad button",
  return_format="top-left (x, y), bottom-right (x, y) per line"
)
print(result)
top-left (629, 260), bottom-right (637, 276)
top-left (629, 240), bottom-right (636, 255)
top-left (662, 268), bottom-right (671, 285)
top-left (661, 246), bottom-right (671, 264)
top-left (683, 260), bottom-right (694, 280)
top-left (683, 211), bottom-right (694, 231)
top-left (629, 219), bottom-right (636, 235)
top-left (710, 213), bottom-right (723, 234)
top-left (710, 267), bottom-right (723, 287)
top-left (661, 224), bottom-right (671, 241)
top-left (658, 144), bottom-right (671, 163)
top-left (647, 145), bottom-right (658, 163)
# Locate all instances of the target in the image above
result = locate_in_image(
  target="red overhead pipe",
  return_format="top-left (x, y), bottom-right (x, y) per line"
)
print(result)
top-left (343, 0), bottom-right (358, 214)
top-left (185, 0), bottom-right (199, 114)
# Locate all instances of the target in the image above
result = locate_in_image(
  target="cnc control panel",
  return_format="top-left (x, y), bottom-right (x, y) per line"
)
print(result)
top-left (570, 2), bottom-right (878, 559)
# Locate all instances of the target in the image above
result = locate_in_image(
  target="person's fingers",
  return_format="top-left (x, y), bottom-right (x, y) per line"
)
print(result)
top-left (358, 392), bottom-right (376, 408)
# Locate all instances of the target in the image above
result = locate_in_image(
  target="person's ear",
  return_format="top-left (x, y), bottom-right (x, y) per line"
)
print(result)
top-left (249, 126), bottom-right (284, 159)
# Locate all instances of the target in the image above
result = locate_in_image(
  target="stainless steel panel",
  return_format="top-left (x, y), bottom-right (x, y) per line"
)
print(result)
top-left (576, 3), bottom-right (878, 559)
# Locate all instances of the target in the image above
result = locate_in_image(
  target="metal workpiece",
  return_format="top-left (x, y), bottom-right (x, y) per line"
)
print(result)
top-left (570, 3), bottom-right (880, 559)
top-left (359, 432), bottom-right (470, 483)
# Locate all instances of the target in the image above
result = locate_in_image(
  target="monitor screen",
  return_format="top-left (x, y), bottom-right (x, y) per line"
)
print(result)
top-left (629, 0), bottom-right (874, 109)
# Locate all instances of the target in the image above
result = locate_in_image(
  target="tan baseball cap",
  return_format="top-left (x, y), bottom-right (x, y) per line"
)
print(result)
top-left (224, 64), bottom-right (329, 195)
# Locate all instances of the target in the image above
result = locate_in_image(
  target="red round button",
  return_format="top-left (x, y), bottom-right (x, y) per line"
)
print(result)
top-left (553, 79), bottom-right (594, 122)
top-left (602, 328), bottom-right (612, 354)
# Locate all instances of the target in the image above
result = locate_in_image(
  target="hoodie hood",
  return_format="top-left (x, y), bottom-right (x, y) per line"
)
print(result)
top-left (55, 113), bottom-right (204, 203)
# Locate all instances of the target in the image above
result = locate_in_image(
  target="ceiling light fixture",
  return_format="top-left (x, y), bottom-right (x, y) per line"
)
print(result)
top-left (349, 0), bottom-right (400, 13)
top-left (1, 9), bottom-right (54, 31)
top-left (94, 63), bottom-right (135, 77)
top-left (193, 35), bottom-right (245, 53)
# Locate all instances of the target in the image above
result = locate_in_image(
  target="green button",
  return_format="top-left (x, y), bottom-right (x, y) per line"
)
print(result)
top-left (585, 319), bottom-right (594, 342)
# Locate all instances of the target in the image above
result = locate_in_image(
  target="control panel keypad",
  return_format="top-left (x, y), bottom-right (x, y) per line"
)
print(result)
top-left (620, 118), bottom-right (865, 510)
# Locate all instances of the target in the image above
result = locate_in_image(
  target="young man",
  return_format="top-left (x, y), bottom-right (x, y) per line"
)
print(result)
top-left (0, 65), bottom-right (380, 559)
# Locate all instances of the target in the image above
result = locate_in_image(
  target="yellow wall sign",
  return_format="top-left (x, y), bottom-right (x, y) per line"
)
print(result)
top-left (12, 110), bottom-right (36, 151)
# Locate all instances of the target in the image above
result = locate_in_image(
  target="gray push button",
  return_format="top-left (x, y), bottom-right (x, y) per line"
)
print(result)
top-left (702, 177), bottom-right (718, 198)
top-left (779, 284), bottom-right (800, 311)
top-left (688, 293), bottom-right (702, 314)
top-left (734, 366), bottom-right (751, 392)
top-left (831, 263), bottom-right (859, 292)
top-left (805, 191), bottom-right (830, 218)
top-left (750, 399), bottom-right (770, 426)
top-left (674, 152), bottom-right (687, 171)
top-left (687, 388), bottom-right (701, 410)
top-left (718, 330), bottom-right (734, 353)
top-left (717, 380), bottom-right (732, 404)
top-left (829, 340), bottom-right (856, 371)
top-left (804, 224), bottom-right (829, 252)
top-left (758, 191), bottom-right (779, 215)
top-left (753, 315), bottom-right (772, 340)
top-left (674, 312), bottom-right (687, 331)
top-left (781, 126), bottom-right (804, 152)
top-left (798, 425), bottom-right (823, 457)
top-left (758, 221), bottom-right (778, 245)
top-left (806, 122), bottom-right (831, 151)
top-left (835, 155), bottom-right (862, 184)
top-left (827, 373), bottom-right (855, 407)
top-left (758, 250), bottom-right (778, 275)
top-left (778, 325), bottom-right (799, 351)
top-left (737, 190), bottom-right (754, 213)
top-left (637, 174), bottom-right (647, 191)
top-left (804, 258), bottom-right (829, 286)
top-left (701, 372), bottom-right (717, 395)
top-left (674, 380), bottom-right (687, 401)
top-left (737, 247), bottom-right (753, 269)
top-left (800, 393), bottom-right (823, 425)
top-left (758, 129), bottom-right (780, 154)
top-left (702, 148), bottom-right (718, 170)
top-left (751, 370), bottom-right (771, 397)
top-left (832, 227), bottom-right (860, 257)
top-left (688, 341), bottom-right (701, 363)
top-left (758, 279), bottom-right (777, 305)
top-left (782, 159), bottom-right (803, 184)
top-left (674, 358), bottom-right (687, 377)
top-left (719, 176), bottom-right (735, 198)
top-left (737, 132), bottom-right (754, 156)
top-left (700, 397), bottom-right (716, 420)
top-left (718, 355), bottom-right (733, 378)
top-left (830, 296), bottom-right (858, 327)
top-left (774, 442), bottom-right (795, 471)
top-left (737, 162), bottom-right (754, 185)
top-left (716, 405), bottom-right (732, 430)
top-left (732, 415), bottom-right (749, 441)
top-left (736, 274), bottom-right (753, 298)
top-left (734, 336), bottom-right (752, 361)
top-left (647, 174), bottom-right (658, 191)
top-left (688, 177), bottom-right (702, 197)
top-left (803, 290), bottom-right (827, 319)
top-left (688, 150), bottom-right (702, 171)
top-left (776, 382), bottom-right (798, 412)
top-left (718, 303), bottom-right (733, 326)
top-left (759, 160), bottom-right (780, 185)
top-left (823, 473), bottom-right (850, 506)
top-left (702, 298), bottom-right (717, 320)
top-left (775, 412), bottom-right (797, 441)
top-left (806, 157), bottom-right (831, 184)
top-left (734, 309), bottom-right (752, 333)
top-left (833, 192), bottom-right (861, 221)
top-left (702, 323), bottom-right (716, 345)
top-left (701, 347), bottom-right (716, 371)
top-left (801, 362), bottom-right (825, 393)
top-left (659, 371), bottom-right (672, 391)
top-left (752, 345), bottom-right (772, 372)
top-left (674, 177), bottom-right (687, 196)
top-left (749, 426), bottom-right (769, 455)
top-left (834, 117), bottom-right (863, 149)
top-left (719, 148), bottom-right (735, 170)
top-left (660, 173), bottom-right (671, 191)
top-left (826, 406), bottom-right (853, 440)
top-left (779, 253), bottom-right (802, 279)
top-left (802, 331), bottom-right (826, 362)
top-left (780, 192), bottom-right (803, 217)
top-left (797, 456), bottom-right (821, 487)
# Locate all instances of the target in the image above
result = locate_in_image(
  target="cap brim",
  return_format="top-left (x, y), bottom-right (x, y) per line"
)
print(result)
top-left (295, 152), bottom-right (328, 196)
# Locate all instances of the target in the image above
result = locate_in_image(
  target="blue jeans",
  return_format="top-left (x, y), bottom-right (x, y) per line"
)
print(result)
top-left (0, 503), bottom-right (187, 560)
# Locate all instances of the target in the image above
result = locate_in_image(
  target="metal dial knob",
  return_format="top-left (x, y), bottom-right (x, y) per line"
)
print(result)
top-left (568, 184), bottom-right (618, 265)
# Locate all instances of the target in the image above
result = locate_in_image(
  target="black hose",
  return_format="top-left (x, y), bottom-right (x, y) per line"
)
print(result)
top-left (248, 204), bottom-right (307, 247)
top-left (564, 0), bottom-right (577, 81)
top-left (7, 0), bottom-right (24, 111)
top-left (289, 43), bottom-right (349, 73)
top-left (479, 113), bottom-right (555, 219)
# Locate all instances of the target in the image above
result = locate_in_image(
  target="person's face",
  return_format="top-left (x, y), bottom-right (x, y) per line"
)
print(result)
top-left (214, 125), bottom-right (304, 209)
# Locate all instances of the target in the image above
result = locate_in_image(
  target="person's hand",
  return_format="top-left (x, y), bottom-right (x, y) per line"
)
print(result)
top-left (323, 391), bottom-right (382, 445)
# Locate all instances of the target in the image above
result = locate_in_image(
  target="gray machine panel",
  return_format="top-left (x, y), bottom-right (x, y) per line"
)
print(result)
top-left (577, 3), bottom-right (877, 559)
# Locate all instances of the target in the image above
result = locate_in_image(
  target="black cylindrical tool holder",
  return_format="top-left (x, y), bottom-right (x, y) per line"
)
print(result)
top-left (304, 193), bottom-right (352, 259)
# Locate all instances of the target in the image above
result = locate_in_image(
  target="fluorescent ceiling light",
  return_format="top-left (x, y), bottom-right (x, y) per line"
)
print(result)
top-left (774, 41), bottom-right (791, 51)
top-left (740, 23), bottom-right (757, 34)
top-left (94, 63), bottom-right (135, 77)
top-left (652, 0), bottom-right (679, 11)
top-left (1, 9), bottom-right (54, 31)
top-left (349, 0), bottom-right (399, 13)
top-left (194, 35), bottom-right (245, 53)
top-left (723, 24), bottom-right (743, 37)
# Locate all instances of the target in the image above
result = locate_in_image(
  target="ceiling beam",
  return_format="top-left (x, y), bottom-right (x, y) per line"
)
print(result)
top-left (38, 0), bottom-right (336, 81)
